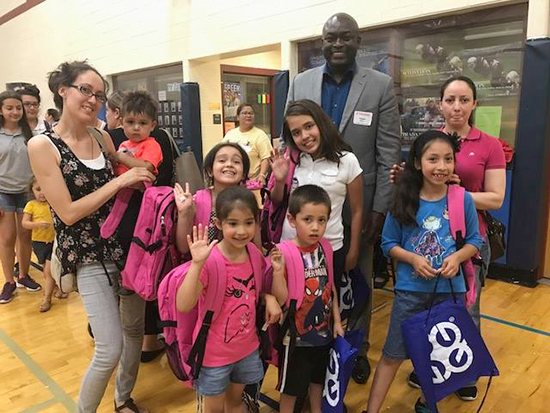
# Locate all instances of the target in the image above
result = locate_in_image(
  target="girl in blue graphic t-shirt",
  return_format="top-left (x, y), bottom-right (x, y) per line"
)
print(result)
top-left (364, 130), bottom-right (482, 413)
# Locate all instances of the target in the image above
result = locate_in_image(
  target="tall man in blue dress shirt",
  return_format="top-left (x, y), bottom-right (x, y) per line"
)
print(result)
top-left (286, 12), bottom-right (402, 384)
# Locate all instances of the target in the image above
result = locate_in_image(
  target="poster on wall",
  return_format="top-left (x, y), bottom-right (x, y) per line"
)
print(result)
top-left (401, 97), bottom-right (446, 144)
top-left (400, 33), bottom-right (523, 96)
top-left (399, 20), bottom-right (524, 146)
top-left (223, 82), bottom-right (242, 121)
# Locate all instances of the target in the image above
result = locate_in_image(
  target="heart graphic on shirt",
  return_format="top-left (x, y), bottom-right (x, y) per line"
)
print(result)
top-left (224, 303), bottom-right (251, 343)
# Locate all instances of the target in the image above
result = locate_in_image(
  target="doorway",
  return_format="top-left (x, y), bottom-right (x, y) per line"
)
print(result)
top-left (221, 65), bottom-right (279, 138)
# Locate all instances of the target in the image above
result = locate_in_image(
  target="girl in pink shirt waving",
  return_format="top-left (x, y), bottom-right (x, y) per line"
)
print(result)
top-left (176, 186), bottom-right (286, 413)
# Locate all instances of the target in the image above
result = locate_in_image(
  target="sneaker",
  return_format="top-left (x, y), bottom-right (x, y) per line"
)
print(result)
top-left (0, 282), bottom-right (17, 304)
top-left (242, 391), bottom-right (259, 413)
top-left (414, 398), bottom-right (434, 413)
top-left (16, 275), bottom-right (42, 292)
top-left (352, 356), bottom-right (371, 384)
top-left (408, 371), bottom-right (421, 389)
top-left (455, 385), bottom-right (478, 401)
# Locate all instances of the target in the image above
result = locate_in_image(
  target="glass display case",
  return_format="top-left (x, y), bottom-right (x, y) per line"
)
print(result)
top-left (112, 64), bottom-right (183, 139)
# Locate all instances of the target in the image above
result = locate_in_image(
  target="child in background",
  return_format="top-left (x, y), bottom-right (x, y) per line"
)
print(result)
top-left (176, 186), bottom-right (286, 413)
top-left (100, 91), bottom-right (163, 239)
top-left (174, 142), bottom-right (251, 254)
top-left (22, 178), bottom-right (66, 312)
top-left (113, 90), bottom-right (163, 176)
top-left (364, 131), bottom-right (482, 413)
top-left (276, 184), bottom-right (344, 413)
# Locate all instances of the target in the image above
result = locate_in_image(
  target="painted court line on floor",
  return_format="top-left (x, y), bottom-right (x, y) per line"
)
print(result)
top-left (480, 314), bottom-right (550, 337)
top-left (21, 398), bottom-right (58, 413)
top-left (380, 287), bottom-right (550, 337)
top-left (0, 329), bottom-right (77, 412)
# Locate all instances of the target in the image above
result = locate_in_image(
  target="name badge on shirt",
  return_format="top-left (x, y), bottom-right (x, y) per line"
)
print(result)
top-left (353, 111), bottom-right (373, 126)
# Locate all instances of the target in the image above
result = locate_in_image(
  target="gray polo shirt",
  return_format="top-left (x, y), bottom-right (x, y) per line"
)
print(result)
top-left (0, 127), bottom-right (33, 193)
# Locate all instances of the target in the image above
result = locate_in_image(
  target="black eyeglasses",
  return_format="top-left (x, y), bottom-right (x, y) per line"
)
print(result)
top-left (69, 85), bottom-right (107, 104)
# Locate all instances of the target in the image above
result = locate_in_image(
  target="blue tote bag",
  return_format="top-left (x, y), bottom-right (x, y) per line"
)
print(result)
top-left (401, 279), bottom-right (499, 412)
top-left (322, 330), bottom-right (363, 413)
top-left (340, 267), bottom-right (370, 322)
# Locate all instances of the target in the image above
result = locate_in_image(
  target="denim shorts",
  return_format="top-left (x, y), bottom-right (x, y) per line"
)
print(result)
top-left (383, 290), bottom-right (459, 360)
top-left (32, 241), bottom-right (53, 264)
top-left (194, 349), bottom-right (264, 397)
top-left (0, 192), bottom-right (28, 213)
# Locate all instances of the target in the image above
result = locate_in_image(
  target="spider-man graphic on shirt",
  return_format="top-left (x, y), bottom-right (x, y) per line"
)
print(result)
top-left (294, 244), bottom-right (333, 346)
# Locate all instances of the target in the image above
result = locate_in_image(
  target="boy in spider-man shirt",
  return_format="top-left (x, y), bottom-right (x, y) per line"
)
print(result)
top-left (277, 185), bottom-right (344, 413)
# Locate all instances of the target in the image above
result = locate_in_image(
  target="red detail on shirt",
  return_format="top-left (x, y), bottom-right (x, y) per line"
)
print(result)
top-left (116, 137), bottom-right (163, 176)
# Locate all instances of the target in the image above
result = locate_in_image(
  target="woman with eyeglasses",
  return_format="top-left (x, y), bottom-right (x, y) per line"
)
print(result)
top-left (28, 61), bottom-right (155, 413)
top-left (222, 103), bottom-right (272, 202)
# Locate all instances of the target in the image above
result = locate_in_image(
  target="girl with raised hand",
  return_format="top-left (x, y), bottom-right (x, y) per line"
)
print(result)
top-left (270, 99), bottom-right (363, 290)
top-left (176, 186), bottom-right (285, 413)
top-left (174, 142), bottom-right (251, 255)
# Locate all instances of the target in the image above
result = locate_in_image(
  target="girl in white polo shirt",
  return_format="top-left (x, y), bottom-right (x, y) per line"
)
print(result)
top-left (270, 99), bottom-right (363, 290)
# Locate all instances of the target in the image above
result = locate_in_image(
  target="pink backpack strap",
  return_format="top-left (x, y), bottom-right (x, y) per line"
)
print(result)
top-left (193, 189), bottom-right (212, 227)
top-left (319, 238), bottom-right (334, 289)
top-left (201, 246), bottom-right (226, 317)
top-left (101, 182), bottom-right (154, 239)
top-left (247, 243), bottom-right (265, 299)
top-left (101, 188), bottom-right (134, 238)
top-left (187, 246), bottom-right (226, 379)
top-left (278, 240), bottom-right (306, 309)
top-left (447, 184), bottom-right (476, 307)
top-left (448, 184), bottom-right (466, 240)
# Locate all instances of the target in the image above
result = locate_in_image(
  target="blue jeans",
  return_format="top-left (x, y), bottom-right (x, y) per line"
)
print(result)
top-left (383, 290), bottom-right (458, 360)
top-left (76, 262), bottom-right (145, 412)
top-left (194, 349), bottom-right (264, 397)
top-left (468, 240), bottom-right (491, 331)
top-left (0, 192), bottom-right (27, 213)
top-left (464, 240), bottom-right (490, 388)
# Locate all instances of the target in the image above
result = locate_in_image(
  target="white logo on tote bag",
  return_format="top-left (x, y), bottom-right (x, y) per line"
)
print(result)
top-left (429, 320), bottom-right (473, 384)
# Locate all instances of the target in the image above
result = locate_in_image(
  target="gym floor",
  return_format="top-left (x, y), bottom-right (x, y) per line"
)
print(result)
top-left (1, 263), bottom-right (548, 412)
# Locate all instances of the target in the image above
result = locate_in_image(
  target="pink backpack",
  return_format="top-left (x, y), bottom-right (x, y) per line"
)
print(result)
top-left (447, 184), bottom-right (477, 307)
top-left (120, 186), bottom-right (180, 300)
top-left (100, 183), bottom-right (152, 240)
top-left (262, 238), bottom-right (334, 366)
top-left (158, 243), bottom-right (265, 383)
top-left (193, 188), bottom-right (212, 227)
top-left (261, 149), bottom-right (298, 251)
